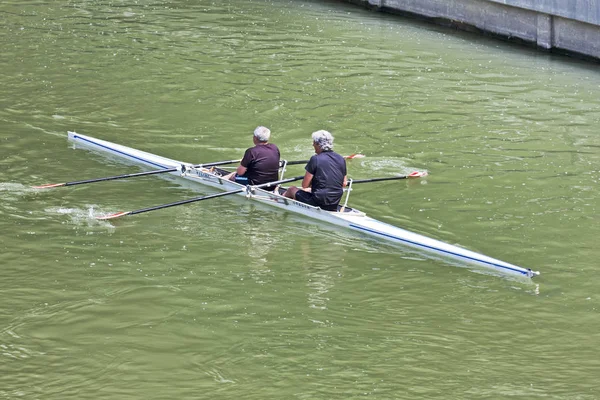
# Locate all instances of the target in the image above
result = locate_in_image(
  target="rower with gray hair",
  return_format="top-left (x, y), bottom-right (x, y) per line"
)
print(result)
top-left (253, 125), bottom-right (271, 142)
top-left (311, 129), bottom-right (334, 151)
top-left (224, 126), bottom-right (280, 191)
top-left (283, 129), bottom-right (347, 211)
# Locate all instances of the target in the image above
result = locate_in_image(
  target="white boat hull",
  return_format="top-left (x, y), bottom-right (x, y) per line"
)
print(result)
top-left (67, 131), bottom-right (539, 278)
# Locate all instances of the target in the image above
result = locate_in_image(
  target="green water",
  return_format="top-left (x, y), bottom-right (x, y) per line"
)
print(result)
top-left (1, 0), bottom-right (599, 398)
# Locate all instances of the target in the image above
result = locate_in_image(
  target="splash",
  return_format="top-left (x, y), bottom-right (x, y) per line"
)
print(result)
top-left (44, 205), bottom-right (117, 231)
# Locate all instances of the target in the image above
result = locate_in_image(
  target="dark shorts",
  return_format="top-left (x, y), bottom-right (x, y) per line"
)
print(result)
top-left (234, 175), bottom-right (276, 192)
top-left (295, 190), bottom-right (338, 211)
top-left (234, 176), bottom-right (250, 185)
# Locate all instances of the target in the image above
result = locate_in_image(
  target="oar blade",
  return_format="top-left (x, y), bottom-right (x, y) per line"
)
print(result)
top-left (32, 182), bottom-right (66, 189)
top-left (96, 211), bottom-right (130, 220)
top-left (344, 153), bottom-right (365, 160)
top-left (408, 171), bottom-right (428, 178)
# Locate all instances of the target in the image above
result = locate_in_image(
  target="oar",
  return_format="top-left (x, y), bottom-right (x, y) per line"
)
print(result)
top-left (96, 175), bottom-right (304, 220)
top-left (351, 171), bottom-right (428, 184)
top-left (284, 153), bottom-right (365, 166)
top-left (33, 153), bottom-right (365, 189)
top-left (338, 171), bottom-right (427, 212)
top-left (32, 159), bottom-right (244, 189)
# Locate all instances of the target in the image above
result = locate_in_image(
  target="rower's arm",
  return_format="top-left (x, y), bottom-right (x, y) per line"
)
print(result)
top-left (343, 175), bottom-right (348, 187)
top-left (301, 171), bottom-right (313, 189)
top-left (236, 165), bottom-right (248, 176)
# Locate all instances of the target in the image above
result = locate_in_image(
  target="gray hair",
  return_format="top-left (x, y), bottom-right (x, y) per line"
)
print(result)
top-left (312, 130), bottom-right (334, 151)
top-left (253, 126), bottom-right (271, 142)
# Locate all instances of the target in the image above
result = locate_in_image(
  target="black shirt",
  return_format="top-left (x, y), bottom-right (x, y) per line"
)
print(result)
top-left (240, 143), bottom-right (280, 185)
top-left (305, 151), bottom-right (347, 207)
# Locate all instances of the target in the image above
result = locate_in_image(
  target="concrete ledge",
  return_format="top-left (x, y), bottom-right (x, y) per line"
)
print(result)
top-left (486, 0), bottom-right (599, 26)
top-left (345, 0), bottom-right (600, 62)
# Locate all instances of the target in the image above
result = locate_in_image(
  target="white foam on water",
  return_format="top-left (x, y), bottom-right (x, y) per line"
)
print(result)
top-left (361, 158), bottom-right (409, 172)
top-left (0, 182), bottom-right (37, 193)
top-left (44, 205), bottom-right (117, 231)
top-left (0, 182), bottom-right (42, 202)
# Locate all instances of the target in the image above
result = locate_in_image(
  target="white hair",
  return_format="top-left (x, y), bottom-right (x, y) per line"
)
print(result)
top-left (253, 126), bottom-right (271, 142)
top-left (312, 130), bottom-right (334, 151)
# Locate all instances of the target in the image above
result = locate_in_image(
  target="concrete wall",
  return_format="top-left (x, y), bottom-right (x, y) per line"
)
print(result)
top-left (350, 0), bottom-right (600, 61)
top-left (486, 0), bottom-right (599, 25)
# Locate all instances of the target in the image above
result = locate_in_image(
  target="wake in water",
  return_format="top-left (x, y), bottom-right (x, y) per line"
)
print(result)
top-left (358, 157), bottom-right (428, 177)
top-left (0, 182), bottom-right (41, 201)
top-left (0, 182), bottom-right (49, 220)
top-left (0, 182), bottom-right (117, 228)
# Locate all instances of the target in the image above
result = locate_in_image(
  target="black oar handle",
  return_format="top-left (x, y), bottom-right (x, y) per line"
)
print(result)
top-left (254, 175), bottom-right (304, 189)
top-left (67, 159), bottom-right (245, 186)
top-left (64, 167), bottom-right (179, 186)
top-left (38, 159), bottom-right (243, 189)
top-left (283, 159), bottom-right (308, 166)
top-left (37, 152), bottom-right (362, 189)
top-left (282, 154), bottom-right (363, 167)
top-left (131, 174), bottom-right (304, 215)
top-left (98, 175), bottom-right (305, 219)
top-left (351, 172), bottom-right (426, 184)
top-left (129, 188), bottom-right (245, 216)
top-left (352, 176), bottom-right (409, 184)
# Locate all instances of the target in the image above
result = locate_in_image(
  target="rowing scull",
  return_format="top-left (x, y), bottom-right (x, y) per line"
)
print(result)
top-left (66, 131), bottom-right (539, 279)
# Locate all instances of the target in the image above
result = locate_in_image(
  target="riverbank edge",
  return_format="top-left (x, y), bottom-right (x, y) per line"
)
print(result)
top-left (342, 0), bottom-right (600, 63)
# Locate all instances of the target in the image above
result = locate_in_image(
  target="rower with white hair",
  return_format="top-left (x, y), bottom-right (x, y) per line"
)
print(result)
top-left (225, 126), bottom-right (280, 190)
top-left (283, 130), bottom-right (347, 211)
